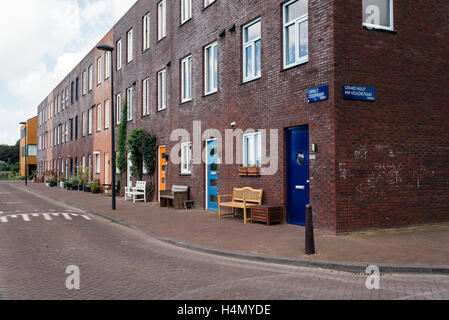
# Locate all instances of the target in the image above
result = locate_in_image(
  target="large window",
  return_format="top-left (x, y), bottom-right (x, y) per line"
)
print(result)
top-left (158, 69), bottom-right (167, 111)
top-left (127, 29), bottom-right (133, 63)
top-left (283, 0), bottom-right (309, 68)
top-left (104, 99), bottom-right (110, 129)
top-left (97, 104), bottom-right (102, 131)
top-left (117, 39), bottom-right (122, 70)
top-left (127, 87), bottom-right (133, 121)
top-left (158, 0), bottom-right (167, 40)
top-left (243, 18), bottom-right (261, 82)
top-left (117, 93), bottom-right (122, 124)
top-left (243, 132), bottom-right (262, 167)
top-left (363, 0), bottom-right (394, 31)
top-left (143, 77), bottom-right (150, 116)
top-left (97, 57), bottom-right (103, 85)
top-left (181, 142), bottom-right (192, 174)
top-left (143, 12), bottom-right (151, 51)
top-left (181, 56), bottom-right (192, 102)
top-left (204, 42), bottom-right (218, 95)
top-left (181, 0), bottom-right (192, 24)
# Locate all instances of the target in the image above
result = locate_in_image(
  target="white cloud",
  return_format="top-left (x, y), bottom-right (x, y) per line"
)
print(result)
top-left (0, 0), bottom-right (137, 145)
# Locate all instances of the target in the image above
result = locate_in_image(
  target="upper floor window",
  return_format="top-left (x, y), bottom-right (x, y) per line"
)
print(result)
top-left (97, 104), bottom-right (102, 132)
top-left (143, 13), bottom-right (151, 51)
top-left (88, 65), bottom-right (93, 91)
top-left (105, 51), bottom-right (111, 79)
top-left (243, 18), bottom-right (261, 82)
top-left (127, 29), bottom-right (133, 63)
top-left (116, 93), bottom-right (122, 124)
top-left (75, 78), bottom-right (79, 100)
top-left (204, 0), bottom-right (216, 8)
top-left (157, 69), bottom-right (167, 111)
top-left (181, 56), bottom-right (192, 102)
top-left (105, 99), bottom-right (110, 129)
top-left (143, 77), bottom-right (150, 116)
top-left (363, 0), bottom-right (394, 31)
top-left (158, 0), bottom-right (167, 40)
top-left (82, 70), bottom-right (87, 95)
top-left (181, 0), bottom-right (192, 24)
top-left (88, 108), bottom-right (93, 135)
top-left (243, 132), bottom-right (262, 167)
top-left (283, 0), bottom-right (309, 69)
top-left (204, 42), bottom-right (218, 95)
top-left (97, 57), bottom-right (103, 85)
top-left (82, 112), bottom-right (87, 137)
top-left (127, 87), bottom-right (133, 121)
top-left (117, 39), bottom-right (122, 70)
top-left (71, 81), bottom-right (74, 104)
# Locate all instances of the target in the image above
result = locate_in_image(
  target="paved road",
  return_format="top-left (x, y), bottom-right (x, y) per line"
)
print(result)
top-left (0, 182), bottom-right (448, 300)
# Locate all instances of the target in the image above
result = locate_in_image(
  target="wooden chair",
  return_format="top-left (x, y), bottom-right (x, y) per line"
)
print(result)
top-left (218, 187), bottom-right (263, 224)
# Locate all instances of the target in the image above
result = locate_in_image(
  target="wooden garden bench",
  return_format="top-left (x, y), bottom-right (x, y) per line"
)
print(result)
top-left (125, 181), bottom-right (147, 203)
top-left (160, 185), bottom-right (189, 209)
top-left (218, 187), bottom-right (263, 224)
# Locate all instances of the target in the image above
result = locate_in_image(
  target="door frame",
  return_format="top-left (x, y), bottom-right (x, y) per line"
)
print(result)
top-left (286, 125), bottom-right (310, 226)
top-left (205, 138), bottom-right (218, 211)
top-left (158, 145), bottom-right (166, 203)
top-left (127, 152), bottom-right (132, 188)
top-left (105, 153), bottom-right (109, 185)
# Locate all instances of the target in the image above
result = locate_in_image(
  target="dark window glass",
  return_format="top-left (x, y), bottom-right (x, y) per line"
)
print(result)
top-left (210, 195), bottom-right (218, 203)
top-left (210, 163), bottom-right (218, 171)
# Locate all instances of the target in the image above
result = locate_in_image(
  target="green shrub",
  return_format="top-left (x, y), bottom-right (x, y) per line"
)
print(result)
top-left (91, 183), bottom-right (102, 194)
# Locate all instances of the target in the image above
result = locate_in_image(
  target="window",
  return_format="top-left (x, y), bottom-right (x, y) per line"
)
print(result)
top-left (95, 153), bottom-right (101, 174)
top-left (104, 99), bottom-right (110, 129)
top-left (105, 51), bottom-right (111, 79)
top-left (204, 42), bottom-right (218, 95)
top-left (65, 87), bottom-right (69, 107)
top-left (97, 57), bottom-right (103, 85)
top-left (75, 77), bottom-right (79, 100)
top-left (97, 104), bottom-right (102, 131)
top-left (117, 39), bottom-right (122, 70)
top-left (75, 116), bottom-right (79, 140)
top-left (181, 0), bottom-right (192, 24)
top-left (82, 70), bottom-right (87, 95)
top-left (243, 132), bottom-right (262, 167)
top-left (181, 56), bottom-right (192, 102)
top-left (243, 18), bottom-right (261, 82)
top-left (88, 108), bottom-right (93, 135)
top-left (71, 81), bottom-right (74, 104)
top-left (204, 0), bottom-right (216, 8)
top-left (157, 69), bottom-right (167, 111)
top-left (181, 142), bottom-right (192, 174)
top-left (158, 0), bottom-right (167, 40)
top-left (82, 112), bottom-right (87, 137)
top-left (283, 0), bottom-right (309, 68)
top-left (127, 87), bottom-right (133, 121)
top-left (143, 77), bottom-right (150, 116)
top-left (143, 13), bottom-right (151, 51)
top-left (88, 65), bottom-right (93, 91)
top-left (117, 93), bottom-right (122, 124)
top-left (363, 0), bottom-right (394, 31)
top-left (127, 29), bottom-right (133, 63)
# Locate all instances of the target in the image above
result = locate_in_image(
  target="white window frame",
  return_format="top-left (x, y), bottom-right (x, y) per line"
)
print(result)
top-left (243, 18), bottom-right (262, 82)
top-left (97, 104), bottom-right (102, 132)
top-left (95, 153), bottom-right (101, 174)
top-left (105, 51), bottom-right (111, 79)
top-left (143, 12), bottom-right (151, 51)
top-left (181, 56), bottom-right (192, 103)
top-left (127, 29), bottom-right (133, 63)
top-left (204, 42), bottom-right (218, 95)
top-left (181, 0), bottom-right (192, 24)
top-left (158, 69), bottom-right (167, 111)
top-left (243, 132), bottom-right (262, 167)
top-left (158, 0), bottom-right (167, 41)
top-left (181, 142), bottom-right (192, 174)
top-left (117, 93), bottom-right (122, 124)
top-left (88, 65), bottom-right (93, 91)
top-left (82, 70), bottom-right (87, 95)
top-left (88, 108), bottom-right (93, 135)
top-left (143, 77), bottom-right (150, 116)
top-left (97, 57), bottom-right (103, 85)
top-left (204, 0), bottom-right (216, 8)
top-left (82, 112), bottom-right (87, 137)
top-left (127, 87), bottom-right (133, 121)
top-left (104, 99), bottom-right (110, 129)
top-left (283, 0), bottom-right (309, 69)
top-left (362, 0), bottom-right (394, 31)
top-left (117, 39), bottom-right (122, 70)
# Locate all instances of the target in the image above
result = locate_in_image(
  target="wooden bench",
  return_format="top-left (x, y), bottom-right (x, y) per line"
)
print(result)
top-left (160, 185), bottom-right (189, 210)
top-left (124, 181), bottom-right (147, 203)
top-left (218, 187), bottom-right (263, 224)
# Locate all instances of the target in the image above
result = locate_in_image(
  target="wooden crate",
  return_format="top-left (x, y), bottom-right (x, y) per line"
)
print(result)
top-left (251, 206), bottom-right (283, 226)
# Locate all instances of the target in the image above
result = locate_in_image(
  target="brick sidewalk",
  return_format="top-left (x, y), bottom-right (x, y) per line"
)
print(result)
top-left (11, 181), bottom-right (449, 267)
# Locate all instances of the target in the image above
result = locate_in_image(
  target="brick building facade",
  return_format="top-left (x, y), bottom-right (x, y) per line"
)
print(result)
top-left (36, 0), bottom-right (449, 233)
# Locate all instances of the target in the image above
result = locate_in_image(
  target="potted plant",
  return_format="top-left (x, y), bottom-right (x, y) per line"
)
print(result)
top-left (238, 166), bottom-right (248, 176)
top-left (91, 183), bottom-right (102, 194)
top-left (69, 178), bottom-right (79, 190)
top-left (47, 178), bottom-right (57, 187)
top-left (64, 181), bottom-right (72, 190)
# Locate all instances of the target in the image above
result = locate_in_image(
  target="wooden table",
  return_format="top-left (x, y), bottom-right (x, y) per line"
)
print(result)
top-left (250, 206), bottom-right (283, 226)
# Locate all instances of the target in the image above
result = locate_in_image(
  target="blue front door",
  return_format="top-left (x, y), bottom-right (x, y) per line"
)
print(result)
top-left (287, 127), bottom-right (310, 226)
top-left (207, 140), bottom-right (218, 211)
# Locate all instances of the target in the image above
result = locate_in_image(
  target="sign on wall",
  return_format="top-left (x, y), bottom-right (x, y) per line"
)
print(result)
top-left (308, 85), bottom-right (329, 103)
top-left (343, 85), bottom-right (376, 101)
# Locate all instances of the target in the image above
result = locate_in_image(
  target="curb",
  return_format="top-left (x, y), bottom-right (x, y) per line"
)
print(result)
top-left (16, 184), bottom-right (449, 276)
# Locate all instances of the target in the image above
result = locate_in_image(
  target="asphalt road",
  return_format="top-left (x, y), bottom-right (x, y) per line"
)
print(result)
top-left (0, 182), bottom-right (448, 300)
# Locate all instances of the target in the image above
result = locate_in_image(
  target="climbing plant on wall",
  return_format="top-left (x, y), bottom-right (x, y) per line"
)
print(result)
top-left (116, 101), bottom-right (128, 191)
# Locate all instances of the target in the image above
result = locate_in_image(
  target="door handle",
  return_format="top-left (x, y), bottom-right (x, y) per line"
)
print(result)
top-left (295, 185), bottom-right (305, 190)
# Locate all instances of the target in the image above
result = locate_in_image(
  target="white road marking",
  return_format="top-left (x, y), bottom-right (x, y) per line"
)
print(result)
top-left (22, 214), bottom-right (30, 222)
top-left (0, 212), bottom-right (93, 223)
top-left (42, 213), bottom-right (53, 221)
top-left (0, 217), bottom-right (7, 223)
top-left (81, 215), bottom-right (92, 221)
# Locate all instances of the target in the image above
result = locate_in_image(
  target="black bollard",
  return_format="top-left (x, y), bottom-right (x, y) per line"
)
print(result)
top-left (305, 204), bottom-right (316, 255)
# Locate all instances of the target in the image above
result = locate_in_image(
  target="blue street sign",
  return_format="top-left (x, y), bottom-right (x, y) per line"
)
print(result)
top-left (343, 85), bottom-right (376, 101)
top-left (308, 85), bottom-right (329, 103)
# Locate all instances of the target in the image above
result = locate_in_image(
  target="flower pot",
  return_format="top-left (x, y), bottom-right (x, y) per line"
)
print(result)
top-left (247, 166), bottom-right (260, 176)
top-left (238, 166), bottom-right (248, 176)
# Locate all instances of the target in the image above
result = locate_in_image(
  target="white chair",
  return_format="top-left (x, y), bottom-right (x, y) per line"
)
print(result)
top-left (125, 181), bottom-right (147, 203)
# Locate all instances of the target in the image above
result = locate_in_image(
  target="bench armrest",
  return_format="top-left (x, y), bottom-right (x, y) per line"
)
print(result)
top-left (218, 194), bottom-right (233, 203)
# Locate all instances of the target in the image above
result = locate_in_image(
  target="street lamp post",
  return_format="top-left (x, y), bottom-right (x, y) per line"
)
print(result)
top-left (19, 122), bottom-right (28, 186)
top-left (96, 44), bottom-right (116, 210)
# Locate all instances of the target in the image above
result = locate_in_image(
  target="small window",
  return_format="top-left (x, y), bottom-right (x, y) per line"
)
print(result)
top-left (117, 39), bottom-right (122, 70)
top-left (158, 0), bottom-right (167, 40)
top-left (181, 142), bottom-right (192, 174)
top-left (143, 13), bottom-right (151, 51)
top-left (143, 77), bottom-right (150, 116)
top-left (243, 18), bottom-right (261, 82)
top-left (97, 57), bottom-right (103, 85)
top-left (88, 65), bottom-right (93, 91)
top-left (363, 0), bottom-right (394, 31)
top-left (97, 104), bottom-right (102, 132)
top-left (127, 87), bottom-right (133, 121)
top-left (104, 99), bottom-right (110, 129)
top-left (181, 0), bottom-right (192, 24)
top-left (158, 69), bottom-right (167, 111)
top-left (204, 42), bottom-right (218, 95)
top-left (283, 0), bottom-right (309, 69)
top-left (243, 132), bottom-right (262, 167)
top-left (117, 93), bottom-right (122, 124)
top-left (204, 0), bottom-right (216, 8)
top-left (181, 56), bottom-right (192, 102)
top-left (127, 29), bottom-right (133, 63)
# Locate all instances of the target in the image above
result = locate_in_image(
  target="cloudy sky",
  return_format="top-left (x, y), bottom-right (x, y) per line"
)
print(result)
top-left (0, 0), bottom-right (137, 146)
